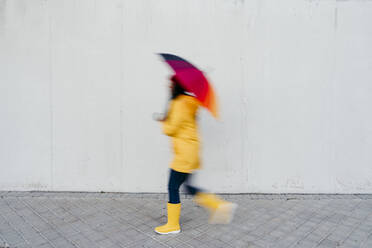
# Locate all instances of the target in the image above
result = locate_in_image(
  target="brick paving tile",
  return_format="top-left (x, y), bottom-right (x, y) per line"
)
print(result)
top-left (0, 192), bottom-right (372, 248)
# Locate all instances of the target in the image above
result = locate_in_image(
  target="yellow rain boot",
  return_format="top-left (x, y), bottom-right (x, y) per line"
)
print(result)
top-left (194, 192), bottom-right (237, 224)
top-left (154, 203), bottom-right (181, 234)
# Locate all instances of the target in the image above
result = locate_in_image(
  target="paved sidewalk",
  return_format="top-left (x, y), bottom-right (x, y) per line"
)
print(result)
top-left (0, 192), bottom-right (372, 248)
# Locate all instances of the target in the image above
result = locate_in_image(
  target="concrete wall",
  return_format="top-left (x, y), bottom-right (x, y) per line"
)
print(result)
top-left (1, 0), bottom-right (372, 193)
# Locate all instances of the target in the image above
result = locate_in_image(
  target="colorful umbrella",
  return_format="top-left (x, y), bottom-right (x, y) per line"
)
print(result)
top-left (159, 53), bottom-right (218, 118)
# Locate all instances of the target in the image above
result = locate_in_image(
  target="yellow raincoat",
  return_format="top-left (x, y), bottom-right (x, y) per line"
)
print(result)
top-left (162, 95), bottom-right (201, 173)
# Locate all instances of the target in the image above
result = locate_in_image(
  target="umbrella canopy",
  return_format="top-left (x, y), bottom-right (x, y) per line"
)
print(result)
top-left (159, 53), bottom-right (218, 118)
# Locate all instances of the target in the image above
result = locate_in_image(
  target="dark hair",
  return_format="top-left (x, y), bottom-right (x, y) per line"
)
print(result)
top-left (170, 76), bottom-right (186, 99)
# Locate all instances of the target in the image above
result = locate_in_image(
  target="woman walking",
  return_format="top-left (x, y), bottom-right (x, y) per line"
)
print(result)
top-left (154, 76), bottom-right (237, 235)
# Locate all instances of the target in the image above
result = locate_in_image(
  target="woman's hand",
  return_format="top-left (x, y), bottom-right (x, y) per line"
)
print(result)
top-left (152, 113), bottom-right (167, 122)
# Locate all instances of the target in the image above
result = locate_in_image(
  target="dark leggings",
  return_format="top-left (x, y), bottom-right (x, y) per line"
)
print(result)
top-left (168, 169), bottom-right (200, 204)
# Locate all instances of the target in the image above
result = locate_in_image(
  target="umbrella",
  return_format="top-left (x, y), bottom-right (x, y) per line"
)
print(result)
top-left (159, 53), bottom-right (218, 118)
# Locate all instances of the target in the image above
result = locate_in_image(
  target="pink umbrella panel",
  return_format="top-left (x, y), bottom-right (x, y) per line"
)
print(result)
top-left (159, 53), bottom-right (218, 118)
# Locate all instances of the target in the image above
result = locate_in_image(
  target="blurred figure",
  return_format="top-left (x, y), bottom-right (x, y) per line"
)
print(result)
top-left (154, 76), bottom-right (237, 235)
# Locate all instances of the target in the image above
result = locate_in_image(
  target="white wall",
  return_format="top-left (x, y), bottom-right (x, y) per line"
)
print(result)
top-left (1, 0), bottom-right (372, 193)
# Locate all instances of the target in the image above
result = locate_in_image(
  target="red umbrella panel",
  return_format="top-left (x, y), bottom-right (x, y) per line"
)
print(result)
top-left (159, 53), bottom-right (218, 118)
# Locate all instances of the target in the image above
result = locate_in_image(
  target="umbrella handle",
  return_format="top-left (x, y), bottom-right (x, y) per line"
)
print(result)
top-left (152, 112), bottom-right (166, 121)
top-left (153, 98), bottom-right (171, 121)
top-left (153, 86), bottom-right (173, 122)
